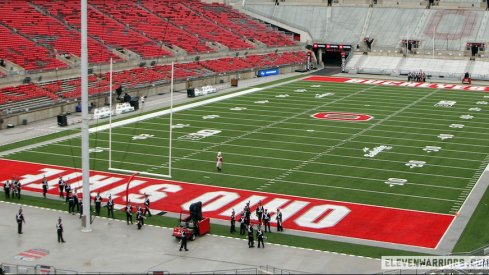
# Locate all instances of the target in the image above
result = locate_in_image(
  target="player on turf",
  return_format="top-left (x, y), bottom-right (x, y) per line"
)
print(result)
top-left (216, 151), bottom-right (223, 172)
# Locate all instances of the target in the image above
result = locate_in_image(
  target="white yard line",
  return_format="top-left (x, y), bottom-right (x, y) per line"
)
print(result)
top-left (21, 150), bottom-right (458, 204)
top-left (112, 123), bottom-right (489, 157)
top-left (260, 88), bottom-right (443, 189)
top-left (48, 142), bottom-right (471, 183)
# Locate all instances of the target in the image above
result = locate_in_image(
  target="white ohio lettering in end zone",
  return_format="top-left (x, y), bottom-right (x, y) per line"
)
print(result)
top-left (295, 205), bottom-right (351, 229)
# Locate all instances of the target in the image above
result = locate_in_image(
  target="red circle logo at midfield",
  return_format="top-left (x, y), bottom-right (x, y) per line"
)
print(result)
top-left (312, 112), bottom-right (373, 121)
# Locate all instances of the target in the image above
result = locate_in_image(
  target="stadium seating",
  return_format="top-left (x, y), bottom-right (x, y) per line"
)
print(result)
top-left (142, 0), bottom-right (253, 50)
top-left (0, 84), bottom-right (57, 113)
top-left (356, 56), bottom-right (403, 75)
top-left (187, 2), bottom-right (296, 47)
top-left (90, 0), bottom-right (214, 55)
top-left (399, 57), bottom-right (469, 78)
top-left (1, 1), bottom-right (119, 64)
top-left (365, 9), bottom-right (424, 48)
top-left (0, 25), bottom-right (67, 71)
top-left (469, 60), bottom-right (489, 80)
top-left (33, 0), bottom-right (172, 59)
top-left (40, 75), bottom-right (110, 99)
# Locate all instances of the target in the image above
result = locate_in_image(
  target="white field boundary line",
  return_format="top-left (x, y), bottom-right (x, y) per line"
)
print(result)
top-left (113, 122), bottom-right (488, 157)
top-left (245, 83), bottom-right (487, 101)
top-left (20, 150), bottom-right (458, 203)
top-left (258, 88), bottom-right (445, 188)
top-left (160, 85), bottom-right (380, 169)
top-left (86, 87), bottom-right (265, 134)
top-left (0, 87), bottom-right (265, 157)
top-left (452, 155), bottom-right (489, 214)
top-left (48, 142), bottom-right (471, 183)
top-left (284, 81), bottom-right (489, 96)
top-left (102, 126), bottom-right (487, 165)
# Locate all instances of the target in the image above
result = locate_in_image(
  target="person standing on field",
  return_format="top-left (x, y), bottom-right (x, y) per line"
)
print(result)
top-left (16, 207), bottom-right (25, 234)
top-left (42, 175), bottom-right (48, 198)
top-left (216, 152), bottom-right (223, 172)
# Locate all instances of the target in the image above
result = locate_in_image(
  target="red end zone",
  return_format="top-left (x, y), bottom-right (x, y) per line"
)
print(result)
top-left (0, 159), bottom-right (454, 249)
top-left (304, 76), bottom-right (489, 92)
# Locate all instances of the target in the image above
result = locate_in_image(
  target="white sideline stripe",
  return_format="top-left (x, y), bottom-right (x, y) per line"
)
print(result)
top-left (88, 87), bottom-right (264, 134)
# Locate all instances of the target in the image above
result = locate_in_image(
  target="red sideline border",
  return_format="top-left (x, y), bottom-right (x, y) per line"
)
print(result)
top-left (303, 76), bottom-right (489, 92)
top-left (0, 159), bottom-right (454, 249)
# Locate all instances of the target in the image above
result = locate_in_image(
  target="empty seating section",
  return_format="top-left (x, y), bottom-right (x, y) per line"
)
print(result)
top-left (418, 10), bottom-right (482, 51)
top-left (366, 9), bottom-right (423, 48)
top-left (40, 75), bottom-right (110, 99)
top-left (107, 68), bottom-right (166, 89)
top-left (1, 1), bottom-right (118, 64)
top-left (0, 25), bottom-right (66, 71)
top-left (400, 58), bottom-right (468, 77)
top-left (90, 0), bottom-right (214, 55)
top-left (152, 63), bottom-right (213, 80)
top-left (357, 56), bottom-right (402, 74)
top-left (191, 2), bottom-right (295, 47)
top-left (470, 61), bottom-right (489, 80)
top-left (345, 55), bottom-right (363, 72)
top-left (0, 84), bottom-right (56, 106)
top-left (34, 0), bottom-right (171, 58)
top-left (328, 8), bottom-right (367, 44)
top-left (142, 0), bottom-right (252, 50)
top-left (200, 51), bottom-right (305, 73)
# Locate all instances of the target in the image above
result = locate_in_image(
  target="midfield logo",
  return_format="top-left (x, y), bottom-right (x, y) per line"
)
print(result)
top-left (132, 134), bottom-right (154, 140)
top-left (435, 100), bottom-right (456, 107)
top-left (438, 134), bottom-right (454, 140)
top-left (405, 160), bottom-right (426, 169)
top-left (423, 146), bottom-right (441, 153)
top-left (449, 124), bottom-right (464, 129)
top-left (178, 129), bottom-right (221, 141)
top-left (363, 145), bottom-right (392, 158)
top-left (385, 178), bottom-right (407, 187)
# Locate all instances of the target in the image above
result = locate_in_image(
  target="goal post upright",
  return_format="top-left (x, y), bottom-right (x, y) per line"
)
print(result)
top-left (168, 61), bottom-right (174, 178)
top-left (107, 63), bottom-right (174, 179)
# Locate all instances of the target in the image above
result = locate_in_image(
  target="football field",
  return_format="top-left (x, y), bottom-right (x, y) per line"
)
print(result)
top-left (4, 76), bottom-right (489, 248)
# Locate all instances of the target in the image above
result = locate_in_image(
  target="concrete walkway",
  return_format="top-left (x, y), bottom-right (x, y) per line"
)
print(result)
top-left (0, 200), bottom-right (381, 274)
